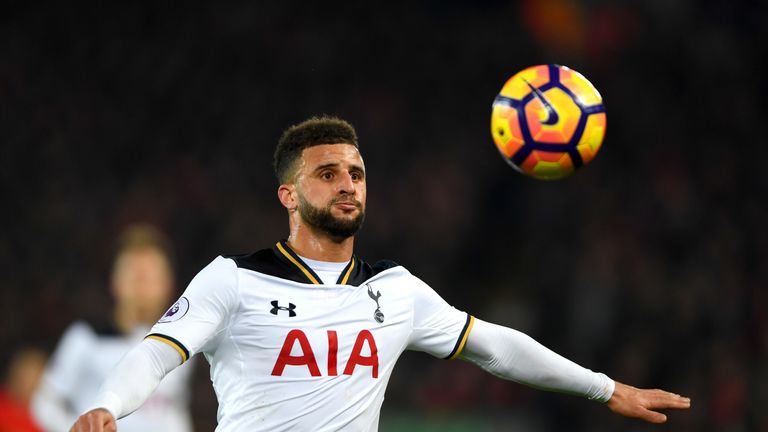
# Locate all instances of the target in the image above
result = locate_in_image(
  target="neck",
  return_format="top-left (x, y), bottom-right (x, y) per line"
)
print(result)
top-left (113, 304), bottom-right (157, 334)
top-left (286, 222), bottom-right (354, 262)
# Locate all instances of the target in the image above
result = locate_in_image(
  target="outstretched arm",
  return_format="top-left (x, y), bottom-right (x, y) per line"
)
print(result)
top-left (459, 318), bottom-right (690, 422)
top-left (606, 382), bottom-right (690, 423)
top-left (69, 338), bottom-right (182, 432)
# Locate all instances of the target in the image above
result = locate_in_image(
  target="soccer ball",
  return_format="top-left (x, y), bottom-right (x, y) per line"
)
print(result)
top-left (491, 64), bottom-right (606, 180)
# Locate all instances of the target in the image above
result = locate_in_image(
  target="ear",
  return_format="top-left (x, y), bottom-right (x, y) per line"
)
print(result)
top-left (277, 184), bottom-right (297, 211)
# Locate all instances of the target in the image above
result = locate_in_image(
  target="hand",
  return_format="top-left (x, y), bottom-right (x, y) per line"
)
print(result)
top-left (69, 408), bottom-right (116, 432)
top-left (607, 381), bottom-right (691, 423)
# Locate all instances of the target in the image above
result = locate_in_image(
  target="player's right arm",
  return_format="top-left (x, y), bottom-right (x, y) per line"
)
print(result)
top-left (71, 256), bottom-right (239, 431)
top-left (70, 338), bottom-right (181, 431)
top-left (70, 408), bottom-right (116, 432)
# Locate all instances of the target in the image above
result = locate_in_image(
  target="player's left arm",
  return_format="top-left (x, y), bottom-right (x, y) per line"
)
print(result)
top-left (459, 318), bottom-right (690, 423)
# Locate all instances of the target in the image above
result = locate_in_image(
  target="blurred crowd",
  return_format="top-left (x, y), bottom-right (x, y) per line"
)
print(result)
top-left (2, 1), bottom-right (766, 431)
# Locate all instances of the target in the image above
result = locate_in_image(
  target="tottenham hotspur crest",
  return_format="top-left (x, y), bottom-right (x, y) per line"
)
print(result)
top-left (366, 284), bottom-right (384, 323)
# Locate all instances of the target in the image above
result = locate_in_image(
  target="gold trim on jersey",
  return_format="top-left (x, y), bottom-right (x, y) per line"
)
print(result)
top-left (146, 334), bottom-right (189, 363)
top-left (275, 242), bottom-right (321, 284)
top-left (339, 259), bottom-right (355, 285)
top-left (276, 241), bottom-right (357, 285)
top-left (446, 315), bottom-right (475, 360)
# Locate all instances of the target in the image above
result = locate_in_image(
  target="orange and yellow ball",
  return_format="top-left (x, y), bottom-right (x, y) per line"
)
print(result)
top-left (491, 64), bottom-right (606, 180)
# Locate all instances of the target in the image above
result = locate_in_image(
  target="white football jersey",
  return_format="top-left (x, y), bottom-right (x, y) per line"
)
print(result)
top-left (35, 321), bottom-right (194, 431)
top-left (148, 241), bottom-right (473, 431)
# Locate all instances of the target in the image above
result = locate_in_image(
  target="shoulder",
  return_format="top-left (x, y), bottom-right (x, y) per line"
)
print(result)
top-left (343, 258), bottom-right (401, 286)
top-left (60, 321), bottom-right (95, 340)
top-left (222, 247), bottom-right (312, 285)
top-left (206, 255), bottom-right (240, 271)
top-left (223, 248), bottom-right (279, 273)
top-left (50, 321), bottom-right (98, 359)
top-left (60, 319), bottom-right (126, 346)
top-left (188, 255), bottom-right (239, 284)
top-left (371, 259), bottom-right (400, 274)
top-left (178, 256), bottom-right (240, 302)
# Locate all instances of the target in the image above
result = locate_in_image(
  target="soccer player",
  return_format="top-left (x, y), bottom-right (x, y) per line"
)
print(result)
top-left (34, 225), bottom-right (195, 431)
top-left (70, 117), bottom-right (690, 431)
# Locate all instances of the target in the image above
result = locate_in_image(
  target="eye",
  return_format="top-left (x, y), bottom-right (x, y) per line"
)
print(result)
top-left (321, 171), bottom-right (333, 180)
top-left (350, 171), bottom-right (364, 181)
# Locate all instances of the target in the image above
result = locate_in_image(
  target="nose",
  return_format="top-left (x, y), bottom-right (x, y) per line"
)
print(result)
top-left (337, 172), bottom-right (356, 195)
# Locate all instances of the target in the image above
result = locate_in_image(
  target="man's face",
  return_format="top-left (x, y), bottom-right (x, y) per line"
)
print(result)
top-left (291, 144), bottom-right (366, 239)
top-left (112, 248), bottom-right (173, 311)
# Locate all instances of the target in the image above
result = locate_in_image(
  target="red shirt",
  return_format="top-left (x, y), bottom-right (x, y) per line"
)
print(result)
top-left (0, 390), bottom-right (42, 432)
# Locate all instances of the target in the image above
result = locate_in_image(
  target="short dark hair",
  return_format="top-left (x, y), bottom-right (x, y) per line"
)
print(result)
top-left (274, 116), bottom-right (359, 183)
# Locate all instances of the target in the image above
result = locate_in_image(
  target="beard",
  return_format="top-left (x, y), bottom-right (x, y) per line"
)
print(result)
top-left (297, 192), bottom-right (365, 240)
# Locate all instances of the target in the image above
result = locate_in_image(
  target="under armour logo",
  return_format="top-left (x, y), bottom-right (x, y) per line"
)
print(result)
top-left (366, 284), bottom-right (384, 323)
top-left (270, 300), bottom-right (297, 317)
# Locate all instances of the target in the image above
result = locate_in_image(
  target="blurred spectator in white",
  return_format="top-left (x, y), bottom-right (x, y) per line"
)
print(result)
top-left (31, 225), bottom-right (194, 432)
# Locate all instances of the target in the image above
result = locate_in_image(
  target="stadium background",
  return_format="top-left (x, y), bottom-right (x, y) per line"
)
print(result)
top-left (2, 1), bottom-right (766, 431)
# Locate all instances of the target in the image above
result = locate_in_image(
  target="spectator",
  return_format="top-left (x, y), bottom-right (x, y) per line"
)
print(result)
top-left (31, 225), bottom-right (195, 432)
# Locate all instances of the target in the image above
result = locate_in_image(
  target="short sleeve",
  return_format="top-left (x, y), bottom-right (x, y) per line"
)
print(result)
top-left (147, 256), bottom-right (239, 361)
top-left (406, 277), bottom-right (474, 360)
